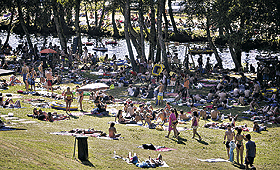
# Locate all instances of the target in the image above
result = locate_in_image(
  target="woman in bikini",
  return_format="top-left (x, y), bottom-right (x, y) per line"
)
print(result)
top-left (76, 86), bottom-right (84, 111)
top-left (64, 87), bottom-right (73, 113)
top-left (235, 128), bottom-right (245, 165)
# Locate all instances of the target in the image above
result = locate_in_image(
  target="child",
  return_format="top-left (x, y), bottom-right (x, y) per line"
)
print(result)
top-left (244, 134), bottom-right (256, 170)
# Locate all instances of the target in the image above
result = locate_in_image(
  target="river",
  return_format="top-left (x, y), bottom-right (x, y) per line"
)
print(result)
top-left (0, 32), bottom-right (272, 70)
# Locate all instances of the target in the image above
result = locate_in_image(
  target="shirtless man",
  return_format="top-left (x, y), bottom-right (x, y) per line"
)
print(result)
top-left (38, 62), bottom-right (44, 84)
top-left (127, 103), bottom-right (136, 118)
top-left (22, 63), bottom-right (29, 91)
top-left (45, 68), bottom-right (53, 93)
top-left (224, 125), bottom-right (235, 160)
top-left (200, 106), bottom-right (207, 120)
top-left (190, 104), bottom-right (199, 116)
top-left (157, 81), bottom-right (164, 106)
top-left (211, 106), bottom-right (220, 121)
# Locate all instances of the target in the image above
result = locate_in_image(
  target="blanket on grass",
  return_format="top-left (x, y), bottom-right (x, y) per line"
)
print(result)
top-left (137, 144), bottom-right (177, 152)
top-left (49, 131), bottom-right (122, 140)
top-left (197, 158), bottom-right (230, 163)
top-left (0, 126), bottom-right (26, 131)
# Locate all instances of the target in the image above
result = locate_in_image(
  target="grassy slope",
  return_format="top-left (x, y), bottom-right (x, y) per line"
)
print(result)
top-left (0, 75), bottom-right (279, 170)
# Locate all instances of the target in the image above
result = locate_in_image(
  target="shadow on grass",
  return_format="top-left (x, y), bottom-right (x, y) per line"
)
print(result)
top-left (195, 138), bottom-right (209, 145)
top-left (68, 115), bottom-right (79, 119)
top-left (81, 160), bottom-right (95, 167)
top-left (232, 162), bottom-right (245, 169)
top-left (170, 136), bottom-right (187, 145)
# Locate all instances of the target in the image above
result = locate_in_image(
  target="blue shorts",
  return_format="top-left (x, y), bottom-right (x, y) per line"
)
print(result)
top-left (245, 156), bottom-right (254, 165)
top-left (23, 73), bottom-right (27, 82)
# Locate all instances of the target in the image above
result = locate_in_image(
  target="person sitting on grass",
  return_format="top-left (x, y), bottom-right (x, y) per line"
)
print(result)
top-left (253, 121), bottom-right (267, 133)
top-left (156, 109), bottom-right (167, 125)
top-left (109, 122), bottom-right (121, 138)
top-left (200, 106), bottom-right (208, 120)
top-left (179, 110), bottom-right (191, 121)
top-left (211, 106), bottom-right (220, 121)
top-left (115, 110), bottom-right (126, 123)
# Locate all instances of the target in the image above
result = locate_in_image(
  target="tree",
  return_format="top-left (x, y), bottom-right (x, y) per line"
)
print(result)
top-left (122, 0), bottom-right (137, 71)
top-left (157, 0), bottom-right (170, 72)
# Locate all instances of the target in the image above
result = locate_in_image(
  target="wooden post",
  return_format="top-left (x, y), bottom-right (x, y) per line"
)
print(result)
top-left (76, 136), bottom-right (88, 161)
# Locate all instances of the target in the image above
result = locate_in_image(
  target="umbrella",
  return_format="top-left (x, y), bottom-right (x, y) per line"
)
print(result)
top-left (78, 83), bottom-right (109, 91)
top-left (39, 49), bottom-right (57, 54)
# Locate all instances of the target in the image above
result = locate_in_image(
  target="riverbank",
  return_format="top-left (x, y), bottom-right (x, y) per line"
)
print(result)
top-left (0, 72), bottom-right (279, 169)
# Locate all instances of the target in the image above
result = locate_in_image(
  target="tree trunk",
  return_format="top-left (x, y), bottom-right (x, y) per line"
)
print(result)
top-left (85, 4), bottom-right (91, 32)
top-left (168, 0), bottom-right (178, 35)
top-left (149, 0), bottom-right (156, 62)
top-left (75, 0), bottom-right (82, 54)
top-left (52, 1), bottom-right (67, 52)
top-left (163, 9), bottom-right (168, 41)
top-left (226, 24), bottom-right (241, 70)
top-left (206, 15), bottom-right (222, 67)
top-left (155, 42), bottom-right (161, 63)
top-left (98, 1), bottom-right (105, 30)
top-left (17, 0), bottom-right (34, 55)
top-left (123, 0), bottom-right (137, 71)
top-left (157, 0), bottom-right (170, 72)
top-left (138, 0), bottom-right (145, 59)
top-left (95, 0), bottom-right (98, 26)
top-left (111, 8), bottom-right (119, 37)
top-left (4, 6), bottom-right (14, 47)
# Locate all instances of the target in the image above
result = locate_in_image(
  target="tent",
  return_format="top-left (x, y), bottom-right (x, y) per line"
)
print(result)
top-left (78, 83), bottom-right (109, 91)
top-left (0, 69), bottom-right (15, 76)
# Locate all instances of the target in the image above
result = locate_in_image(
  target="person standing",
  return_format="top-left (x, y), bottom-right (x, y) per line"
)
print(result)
top-left (224, 125), bottom-right (235, 160)
top-left (64, 87), bottom-right (73, 113)
top-left (197, 54), bottom-right (203, 73)
top-left (183, 74), bottom-right (190, 99)
top-left (235, 128), bottom-right (245, 165)
top-left (191, 111), bottom-right (202, 140)
top-left (156, 81), bottom-right (164, 106)
top-left (165, 109), bottom-right (179, 139)
top-left (38, 62), bottom-right (44, 84)
top-left (27, 67), bottom-right (37, 91)
top-left (21, 63), bottom-right (29, 91)
top-left (45, 68), bottom-right (53, 93)
top-left (76, 86), bottom-right (84, 111)
top-left (244, 134), bottom-right (256, 170)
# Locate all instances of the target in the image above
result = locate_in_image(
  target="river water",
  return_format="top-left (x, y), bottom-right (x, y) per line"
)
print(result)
top-left (0, 32), bottom-right (273, 70)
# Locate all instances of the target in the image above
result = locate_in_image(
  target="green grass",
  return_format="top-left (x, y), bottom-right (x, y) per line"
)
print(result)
top-left (0, 74), bottom-right (279, 170)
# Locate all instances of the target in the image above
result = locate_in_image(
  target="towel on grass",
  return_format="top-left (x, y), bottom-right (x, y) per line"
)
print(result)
top-left (0, 126), bottom-right (26, 131)
top-left (197, 158), bottom-right (230, 163)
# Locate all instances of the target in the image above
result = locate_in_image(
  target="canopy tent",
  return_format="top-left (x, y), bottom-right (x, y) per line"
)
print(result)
top-left (0, 69), bottom-right (15, 76)
top-left (78, 83), bottom-right (109, 91)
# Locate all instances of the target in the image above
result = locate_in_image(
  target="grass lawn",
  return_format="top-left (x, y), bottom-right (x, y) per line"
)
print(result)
top-left (0, 74), bottom-right (279, 170)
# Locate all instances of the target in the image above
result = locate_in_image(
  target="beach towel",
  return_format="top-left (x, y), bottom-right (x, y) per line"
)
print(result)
top-left (197, 158), bottom-right (230, 163)
top-left (0, 126), bottom-right (26, 131)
